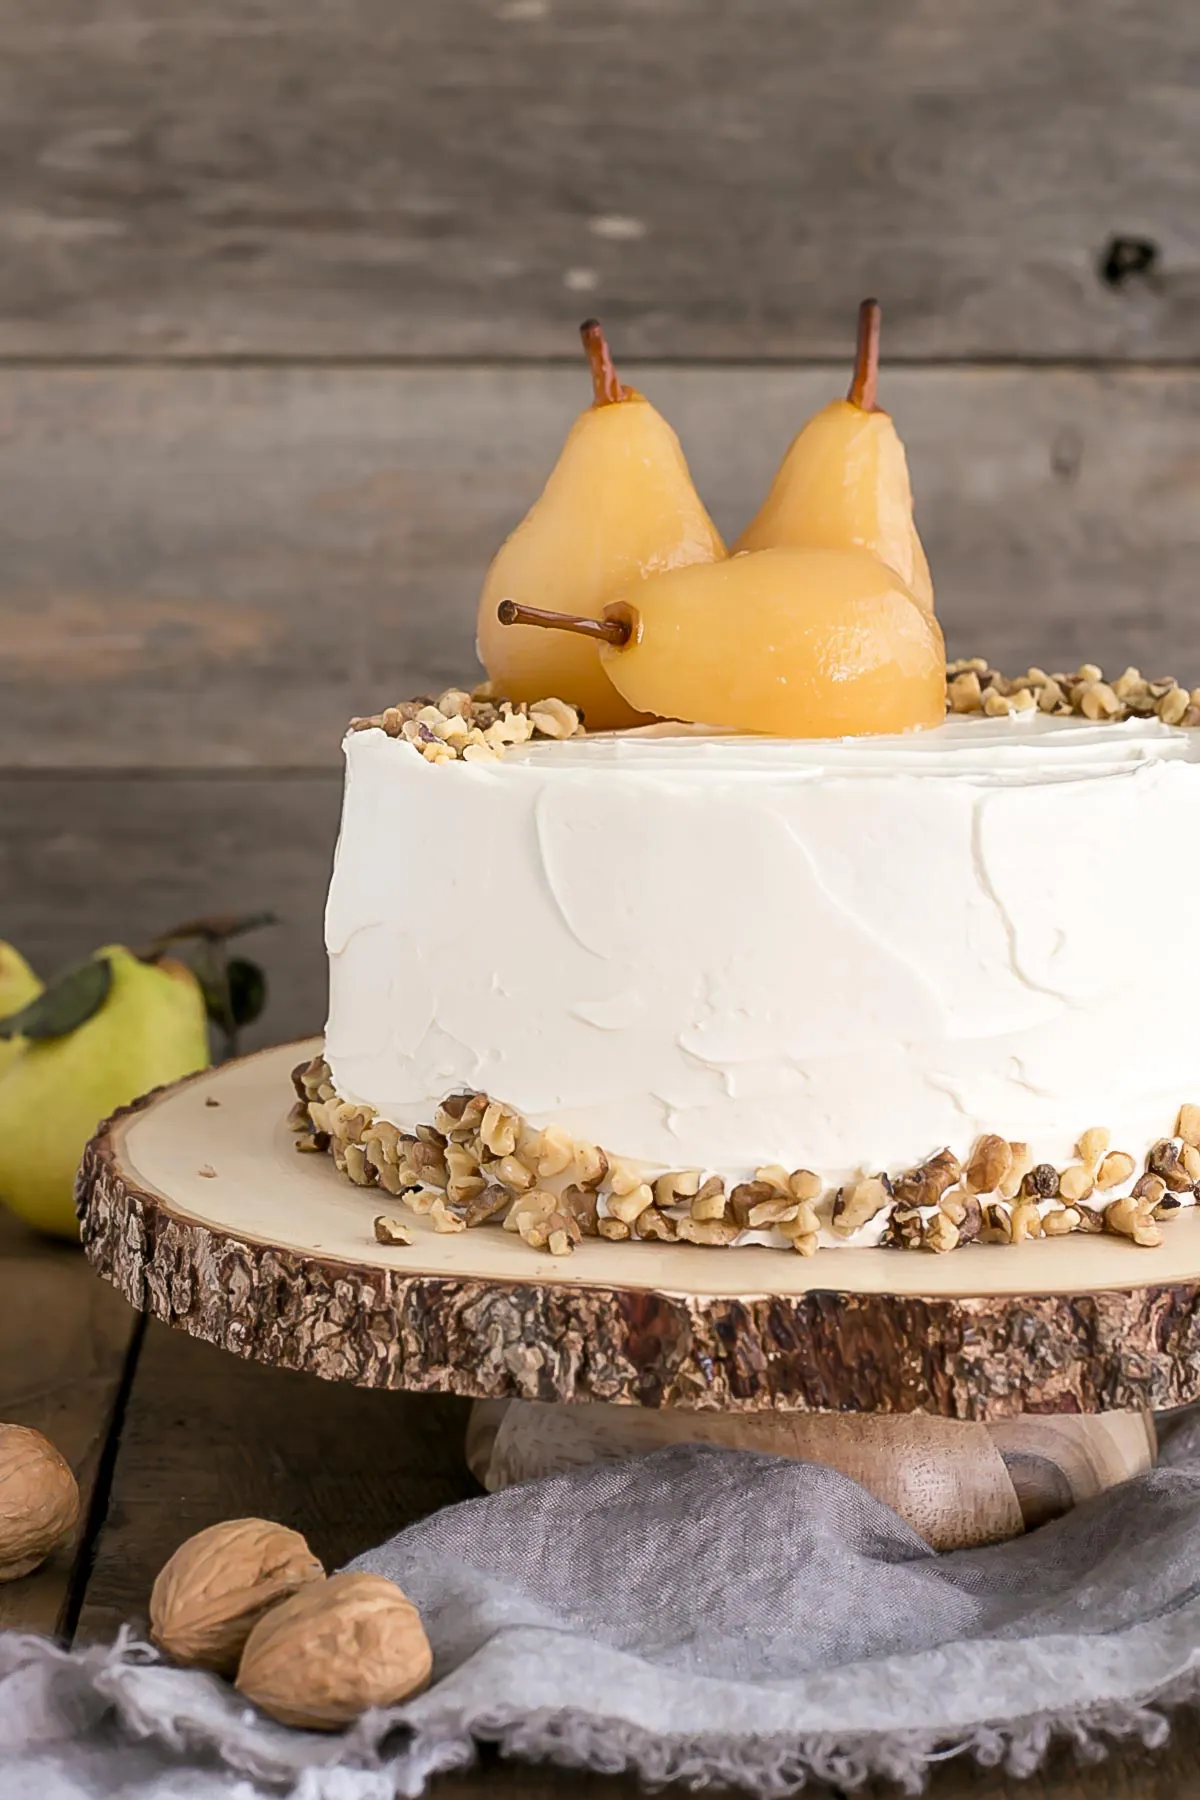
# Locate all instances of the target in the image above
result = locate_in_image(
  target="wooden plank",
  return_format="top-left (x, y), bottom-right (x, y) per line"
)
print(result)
top-left (2, 365), bottom-right (1200, 770)
top-left (0, 773), bottom-right (340, 1049)
top-left (0, 1208), bottom-right (138, 1637)
top-left (72, 1318), bottom-right (476, 1647)
top-left (71, 1316), bottom-right (1200, 1795)
top-left (0, 1), bottom-right (1195, 359)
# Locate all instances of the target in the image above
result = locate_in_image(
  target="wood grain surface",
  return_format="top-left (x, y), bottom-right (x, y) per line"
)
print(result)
top-left (73, 1320), bottom-right (474, 1648)
top-left (0, 1211), bottom-right (138, 1637)
top-left (0, 1211), bottom-right (1190, 1792)
top-left (0, 773), bottom-right (339, 1046)
top-left (4, 4), bottom-right (1199, 1787)
top-left (0, 0), bottom-right (1195, 359)
top-left (1, 366), bottom-right (1199, 770)
top-left (61, 1291), bottom-right (1200, 1798)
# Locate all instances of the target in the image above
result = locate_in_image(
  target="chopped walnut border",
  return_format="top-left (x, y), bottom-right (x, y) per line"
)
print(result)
top-left (292, 1057), bottom-right (1199, 1259)
top-left (947, 659), bottom-right (1200, 725)
top-left (348, 686), bottom-right (582, 764)
top-left (347, 662), bottom-right (1200, 767)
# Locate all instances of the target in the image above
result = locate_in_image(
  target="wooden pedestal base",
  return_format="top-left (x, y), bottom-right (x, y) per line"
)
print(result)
top-left (466, 1400), bottom-right (1156, 1551)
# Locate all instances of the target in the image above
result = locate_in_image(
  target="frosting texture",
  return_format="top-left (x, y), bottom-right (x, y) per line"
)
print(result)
top-left (324, 714), bottom-right (1200, 1186)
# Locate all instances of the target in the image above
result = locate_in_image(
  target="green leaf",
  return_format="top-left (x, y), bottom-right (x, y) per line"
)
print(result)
top-left (198, 959), bottom-right (267, 1033)
top-left (227, 958), bottom-right (267, 1028)
top-left (0, 956), bottom-right (112, 1042)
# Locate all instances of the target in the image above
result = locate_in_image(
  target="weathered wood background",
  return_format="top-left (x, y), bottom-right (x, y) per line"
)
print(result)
top-left (2, 0), bottom-right (1198, 1046)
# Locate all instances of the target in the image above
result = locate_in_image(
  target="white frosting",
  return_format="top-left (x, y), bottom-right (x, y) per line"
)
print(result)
top-left (324, 712), bottom-right (1200, 1197)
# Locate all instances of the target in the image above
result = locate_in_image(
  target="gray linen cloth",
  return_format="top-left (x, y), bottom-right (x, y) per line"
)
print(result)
top-left (3, 1418), bottom-right (1200, 1799)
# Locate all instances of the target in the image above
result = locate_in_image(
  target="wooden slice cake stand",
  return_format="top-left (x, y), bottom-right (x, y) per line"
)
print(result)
top-left (78, 1040), bottom-right (1200, 1551)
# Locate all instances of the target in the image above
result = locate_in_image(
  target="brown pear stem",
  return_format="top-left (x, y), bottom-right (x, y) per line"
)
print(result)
top-left (580, 319), bottom-right (625, 406)
top-left (847, 298), bottom-right (881, 412)
top-left (497, 599), bottom-right (631, 647)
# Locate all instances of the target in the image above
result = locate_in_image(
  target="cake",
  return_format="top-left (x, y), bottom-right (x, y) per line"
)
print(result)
top-left (291, 311), bottom-right (1200, 1259)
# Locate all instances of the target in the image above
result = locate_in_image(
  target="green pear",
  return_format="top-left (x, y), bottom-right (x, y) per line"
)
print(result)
top-left (0, 945), bottom-right (210, 1239)
top-left (0, 942), bottom-right (42, 1079)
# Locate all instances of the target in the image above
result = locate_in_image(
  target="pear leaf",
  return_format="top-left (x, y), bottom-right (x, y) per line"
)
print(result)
top-left (227, 958), bottom-right (267, 1029)
top-left (198, 957), bottom-right (267, 1035)
top-left (0, 956), bottom-right (112, 1042)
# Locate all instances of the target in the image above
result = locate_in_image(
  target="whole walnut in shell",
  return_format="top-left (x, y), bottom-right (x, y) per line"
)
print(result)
top-left (150, 1518), bottom-right (325, 1675)
top-left (0, 1423), bottom-right (80, 1581)
top-left (236, 1571), bottom-right (432, 1730)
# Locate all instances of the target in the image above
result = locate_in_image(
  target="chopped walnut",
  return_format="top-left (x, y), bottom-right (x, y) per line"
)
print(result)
top-left (373, 1216), bottom-right (413, 1246)
top-left (788, 1170), bottom-right (823, 1203)
top-left (832, 1174), bottom-right (892, 1236)
top-left (608, 1183), bottom-right (655, 1225)
top-left (1096, 1151), bottom-right (1135, 1191)
top-left (1177, 1105), bottom-right (1200, 1149)
top-left (689, 1177), bottom-right (729, 1222)
top-left (965, 1135), bottom-right (1011, 1195)
top-left (1104, 1196), bottom-right (1164, 1249)
top-left (635, 1208), bottom-right (677, 1242)
top-left (491, 1154), bottom-right (536, 1193)
top-left (948, 671), bottom-right (983, 713)
top-left (430, 1198), bottom-right (467, 1234)
top-left (505, 1190), bottom-right (556, 1235)
top-left (530, 1126), bottom-right (575, 1180)
top-left (464, 1186), bottom-right (513, 1228)
top-left (573, 1143), bottom-right (609, 1190)
top-left (1147, 1139), bottom-right (1194, 1193)
top-left (728, 1180), bottom-right (775, 1227)
top-left (528, 697), bottom-right (582, 739)
top-left (1076, 1127), bottom-right (1111, 1170)
top-left (997, 1143), bottom-right (1033, 1201)
top-left (1057, 1165), bottom-right (1095, 1204)
top-left (1021, 1163), bottom-right (1060, 1200)
top-left (892, 1149), bottom-right (960, 1210)
top-left (304, 1065), bottom-right (1196, 1260)
top-left (480, 1102), bottom-right (520, 1158)
top-left (778, 1200), bottom-right (822, 1240)
top-left (925, 1212), bottom-right (959, 1254)
top-left (654, 1170), bottom-right (702, 1208)
top-left (561, 1184), bottom-right (600, 1237)
top-left (677, 1218), bottom-right (740, 1247)
top-left (1009, 1200), bottom-right (1044, 1243)
top-left (350, 690), bottom-right (584, 762)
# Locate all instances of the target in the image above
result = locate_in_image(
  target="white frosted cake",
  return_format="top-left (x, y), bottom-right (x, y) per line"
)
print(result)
top-left (292, 307), bottom-right (1200, 1258)
top-left (291, 673), bottom-right (1200, 1258)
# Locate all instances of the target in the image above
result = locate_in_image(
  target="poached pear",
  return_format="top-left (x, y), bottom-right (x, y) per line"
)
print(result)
top-left (0, 945), bottom-right (210, 1239)
top-left (499, 546), bottom-right (945, 739)
top-left (734, 300), bottom-right (934, 612)
top-left (476, 319), bottom-right (725, 730)
top-left (0, 943), bottom-right (41, 1078)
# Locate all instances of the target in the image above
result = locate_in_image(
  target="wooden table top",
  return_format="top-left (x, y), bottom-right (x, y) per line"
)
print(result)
top-left (1, 1205), bottom-right (1195, 1797)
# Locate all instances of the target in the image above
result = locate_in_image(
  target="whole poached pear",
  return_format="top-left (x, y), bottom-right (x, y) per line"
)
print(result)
top-left (476, 320), bottom-right (725, 730)
top-left (734, 300), bottom-right (934, 612)
top-left (0, 945), bottom-right (210, 1239)
top-left (0, 943), bottom-right (42, 1079)
top-left (597, 546), bottom-right (945, 737)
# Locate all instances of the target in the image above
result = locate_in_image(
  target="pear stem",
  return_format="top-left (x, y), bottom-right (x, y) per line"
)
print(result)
top-left (580, 319), bottom-right (625, 406)
top-left (848, 298), bottom-right (881, 412)
top-left (497, 599), bottom-right (631, 647)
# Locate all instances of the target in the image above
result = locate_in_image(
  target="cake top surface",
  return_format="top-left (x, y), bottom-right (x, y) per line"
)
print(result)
top-left (350, 709), bottom-right (1200, 788)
